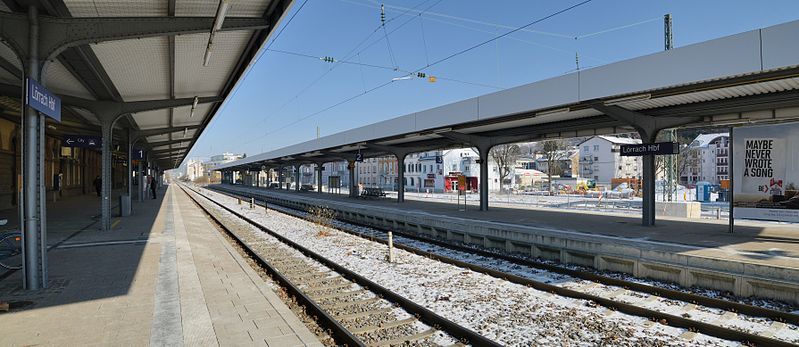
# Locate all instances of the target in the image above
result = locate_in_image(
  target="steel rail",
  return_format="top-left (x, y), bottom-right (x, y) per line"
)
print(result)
top-left (210, 185), bottom-right (799, 347)
top-left (182, 184), bottom-right (500, 347)
top-left (178, 185), bottom-right (363, 346)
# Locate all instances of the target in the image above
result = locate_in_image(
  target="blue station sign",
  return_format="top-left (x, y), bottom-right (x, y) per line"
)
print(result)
top-left (620, 142), bottom-right (679, 156)
top-left (26, 78), bottom-right (61, 122)
top-left (62, 135), bottom-right (102, 149)
top-left (132, 147), bottom-right (145, 160)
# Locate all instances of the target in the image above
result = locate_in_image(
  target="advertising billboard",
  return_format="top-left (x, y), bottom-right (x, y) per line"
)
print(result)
top-left (732, 122), bottom-right (799, 222)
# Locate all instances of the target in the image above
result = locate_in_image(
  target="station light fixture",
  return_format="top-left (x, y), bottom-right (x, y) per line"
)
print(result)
top-left (432, 127), bottom-right (452, 134)
top-left (203, 0), bottom-right (230, 67)
top-left (190, 96), bottom-right (199, 118)
top-left (603, 93), bottom-right (651, 106)
top-left (392, 75), bottom-right (412, 81)
top-left (183, 127), bottom-right (188, 138)
top-left (535, 107), bottom-right (570, 116)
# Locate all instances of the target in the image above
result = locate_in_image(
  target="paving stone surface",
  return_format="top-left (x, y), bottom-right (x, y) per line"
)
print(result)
top-left (0, 185), bottom-right (320, 347)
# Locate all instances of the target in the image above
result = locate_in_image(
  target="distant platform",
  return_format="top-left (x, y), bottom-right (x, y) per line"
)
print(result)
top-left (0, 185), bottom-right (320, 346)
top-left (214, 184), bottom-right (799, 305)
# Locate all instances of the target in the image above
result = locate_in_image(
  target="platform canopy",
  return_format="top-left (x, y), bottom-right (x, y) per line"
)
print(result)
top-left (0, 0), bottom-right (292, 169)
top-left (216, 19), bottom-right (799, 171)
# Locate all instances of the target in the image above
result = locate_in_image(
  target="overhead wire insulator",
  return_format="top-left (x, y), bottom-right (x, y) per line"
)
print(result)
top-left (416, 72), bottom-right (426, 78)
top-left (380, 4), bottom-right (386, 25)
top-left (320, 56), bottom-right (335, 63)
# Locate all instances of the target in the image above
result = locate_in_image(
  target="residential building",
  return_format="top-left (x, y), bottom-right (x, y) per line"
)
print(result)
top-left (533, 148), bottom-right (579, 178)
top-left (681, 133), bottom-right (729, 185)
top-left (578, 135), bottom-right (642, 185)
top-left (186, 159), bottom-right (204, 181)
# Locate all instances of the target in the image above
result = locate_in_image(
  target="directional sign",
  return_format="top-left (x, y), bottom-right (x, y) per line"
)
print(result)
top-left (62, 135), bottom-right (102, 149)
top-left (355, 152), bottom-right (364, 162)
top-left (620, 142), bottom-right (679, 156)
top-left (26, 78), bottom-right (61, 122)
top-left (132, 147), bottom-right (145, 160)
top-left (435, 155), bottom-right (443, 164)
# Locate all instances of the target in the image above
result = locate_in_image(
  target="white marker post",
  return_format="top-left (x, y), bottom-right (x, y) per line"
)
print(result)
top-left (387, 231), bottom-right (395, 263)
top-left (250, 198), bottom-right (254, 209)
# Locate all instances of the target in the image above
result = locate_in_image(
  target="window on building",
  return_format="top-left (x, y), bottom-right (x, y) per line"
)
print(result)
top-left (583, 146), bottom-right (589, 152)
top-left (593, 145), bottom-right (599, 151)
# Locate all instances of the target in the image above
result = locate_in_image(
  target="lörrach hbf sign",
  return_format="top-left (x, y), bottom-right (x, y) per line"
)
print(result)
top-left (620, 142), bottom-right (679, 156)
top-left (25, 78), bottom-right (61, 122)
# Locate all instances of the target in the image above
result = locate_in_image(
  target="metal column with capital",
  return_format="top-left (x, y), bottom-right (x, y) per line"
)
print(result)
top-left (22, 5), bottom-right (47, 290)
top-left (295, 165), bottom-right (301, 191)
top-left (348, 161), bottom-right (357, 197)
top-left (438, 132), bottom-right (533, 211)
top-left (126, 130), bottom-right (132, 199)
top-left (478, 149), bottom-right (489, 211)
top-left (591, 103), bottom-right (700, 226)
top-left (138, 158), bottom-right (145, 202)
top-left (316, 164), bottom-right (323, 193)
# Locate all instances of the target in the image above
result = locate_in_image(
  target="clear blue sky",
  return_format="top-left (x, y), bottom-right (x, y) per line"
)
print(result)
top-left (185, 0), bottom-right (799, 163)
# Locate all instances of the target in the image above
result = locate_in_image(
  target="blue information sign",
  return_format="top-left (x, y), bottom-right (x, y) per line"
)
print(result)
top-left (132, 147), bottom-right (145, 160)
top-left (26, 78), bottom-right (61, 122)
top-left (62, 135), bottom-right (102, 149)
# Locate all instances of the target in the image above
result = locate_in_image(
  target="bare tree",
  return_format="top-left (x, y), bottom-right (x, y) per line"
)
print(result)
top-left (490, 144), bottom-right (521, 192)
top-left (540, 140), bottom-right (569, 193)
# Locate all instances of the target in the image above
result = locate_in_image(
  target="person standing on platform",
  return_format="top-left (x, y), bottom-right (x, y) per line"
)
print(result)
top-left (93, 175), bottom-right (101, 197)
top-left (149, 175), bottom-right (157, 199)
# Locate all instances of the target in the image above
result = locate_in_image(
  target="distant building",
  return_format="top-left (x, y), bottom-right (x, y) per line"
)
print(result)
top-left (206, 152), bottom-right (244, 183)
top-left (533, 148), bottom-right (579, 179)
top-left (578, 135), bottom-right (642, 185)
top-left (186, 159), bottom-right (204, 181)
top-left (681, 133), bottom-right (729, 185)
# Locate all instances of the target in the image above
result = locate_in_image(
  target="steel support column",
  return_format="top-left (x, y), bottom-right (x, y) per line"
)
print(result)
top-left (127, 129), bottom-right (132, 199)
top-left (100, 121), bottom-right (113, 231)
top-left (591, 103), bottom-right (701, 226)
top-left (348, 161), bottom-right (357, 198)
top-left (642, 136), bottom-right (657, 227)
top-left (294, 165), bottom-right (300, 191)
top-left (22, 5), bottom-right (46, 290)
top-left (138, 158), bottom-right (144, 202)
top-left (439, 132), bottom-right (534, 211)
top-left (316, 164), bottom-right (323, 193)
top-left (478, 149), bottom-right (489, 211)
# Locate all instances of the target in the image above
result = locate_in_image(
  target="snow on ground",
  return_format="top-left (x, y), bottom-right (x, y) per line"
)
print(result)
top-left (192, 185), bottom-right (741, 346)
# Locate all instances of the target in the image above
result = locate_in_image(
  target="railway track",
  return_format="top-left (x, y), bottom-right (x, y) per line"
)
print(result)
top-left (179, 184), bottom-right (499, 347)
top-left (207, 184), bottom-right (799, 347)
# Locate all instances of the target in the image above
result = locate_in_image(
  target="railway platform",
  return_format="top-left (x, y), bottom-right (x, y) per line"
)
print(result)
top-left (213, 184), bottom-right (799, 305)
top-left (0, 185), bottom-right (320, 346)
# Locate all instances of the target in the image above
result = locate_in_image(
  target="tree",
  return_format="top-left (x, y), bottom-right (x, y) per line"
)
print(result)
top-left (489, 144), bottom-right (521, 192)
top-left (540, 140), bottom-right (569, 194)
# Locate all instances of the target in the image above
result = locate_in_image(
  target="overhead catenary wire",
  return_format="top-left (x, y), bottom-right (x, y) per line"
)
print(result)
top-left (254, 0), bottom-right (593, 143)
top-left (265, 47), bottom-right (503, 89)
top-left (186, 0), bottom-right (309, 161)
top-left (245, 0), bottom-right (441, 139)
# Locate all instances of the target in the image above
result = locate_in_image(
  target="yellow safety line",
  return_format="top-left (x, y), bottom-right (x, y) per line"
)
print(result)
top-left (111, 218), bottom-right (121, 230)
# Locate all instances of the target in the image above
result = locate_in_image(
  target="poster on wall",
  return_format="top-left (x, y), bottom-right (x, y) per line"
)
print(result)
top-left (733, 122), bottom-right (799, 222)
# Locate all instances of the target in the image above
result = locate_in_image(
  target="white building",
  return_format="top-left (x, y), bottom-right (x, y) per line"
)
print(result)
top-left (186, 159), bottom-right (204, 181)
top-left (578, 135), bottom-right (642, 185)
top-left (681, 133), bottom-right (729, 185)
